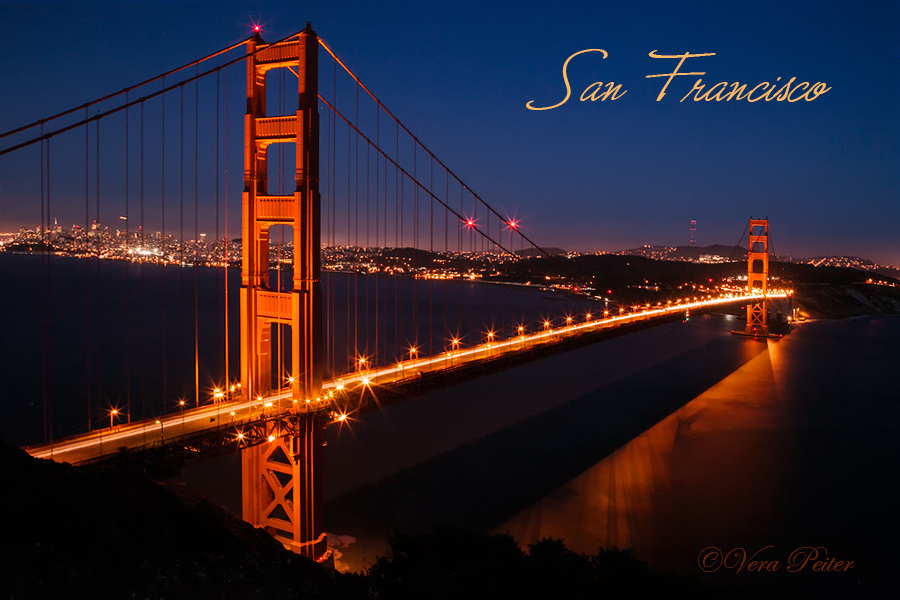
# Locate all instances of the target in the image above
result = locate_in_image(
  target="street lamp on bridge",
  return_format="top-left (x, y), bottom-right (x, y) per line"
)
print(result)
top-left (449, 338), bottom-right (461, 365)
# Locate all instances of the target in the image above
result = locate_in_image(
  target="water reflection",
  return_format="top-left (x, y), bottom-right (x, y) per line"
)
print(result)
top-left (496, 337), bottom-right (791, 574)
top-left (323, 316), bottom-right (769, 573)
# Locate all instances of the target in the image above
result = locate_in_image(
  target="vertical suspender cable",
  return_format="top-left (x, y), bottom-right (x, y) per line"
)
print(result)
top-left (374, 107), bottom-right (379, 365)
top-left (412, 141), bottom-right (418, 352)
top-left (179, 85), bottom-right (185, 405)
top-left (140, 102), bottom-right (146, 432)
top-left (161, 81), bottom-right (168, 411)
top-left (353, 85), bottom-right (359, 367)
top-left (394, 121), bottom-right (399, 360)
top-left (194, 67), bottom-right (200, 407)
top-left (40, 130), bottom-right (49, 442)
top-left (125, 96), bottom-right (131, 422)
top-left (160, 79), bottom-right (169, 418)
top-left (346, 96), bottom-right (351, 375)
top-left (224, 55), bottom-right (230, 392)
top-left (401, 174), bottom-right (405, 349)
top-left (469, 188), bottom-right (475, 344)
top-left (40, 130), bottom-right (46, 441)
top-left (444, 169), bottom-right (449, 347)
top-left (215, 71), bottom-right (221, 387)
top-left (46, 138), bottom-right (53, 443)
top-left (84, 109), bottom-right (92, 431)
top-left (365, 138), bottom-right (370, 361)
top-left (458, 184), bottom-right (463, 336)
top-left (95, 120), bottom-right (104, 417)
top-left (429, 156), bottom-right (433, 355)
top-left (381, 113), bottom-right (388, 360)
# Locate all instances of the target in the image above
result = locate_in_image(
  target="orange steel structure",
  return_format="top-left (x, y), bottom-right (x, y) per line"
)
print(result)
top-left (240, 24), bottom-right (325, 560)
top-left (743, 218), bottom-right (769, 335)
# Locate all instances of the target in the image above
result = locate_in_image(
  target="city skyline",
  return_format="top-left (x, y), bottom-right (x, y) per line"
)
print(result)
top-left (6, 219), bottom-right (897, 280)
top-left (1, 1), bottom-right (897, 265)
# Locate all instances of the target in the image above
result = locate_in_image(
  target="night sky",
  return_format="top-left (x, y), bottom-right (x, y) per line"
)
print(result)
top-left (1, 1), bottom-right (897, 265)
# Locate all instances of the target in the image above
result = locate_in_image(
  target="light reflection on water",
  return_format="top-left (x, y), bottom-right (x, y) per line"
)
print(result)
top-left (496, 336), bottom-right (790, 573)
top-left (493, 316), bottom-right (898, 594)
top-left (323, 314), bottom-right (769, 572)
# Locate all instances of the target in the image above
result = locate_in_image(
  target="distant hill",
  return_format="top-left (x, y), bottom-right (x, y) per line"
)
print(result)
top-left (515, 247), bottom-right (566, 257)
top-left (621, 244), bottom-right (746, 261)
top-left (806, 256), bottom-right (900, 280)
top-left (500, 250), bottom-right (897, 288)
top-left (670, 244), bottom-right (746, 261)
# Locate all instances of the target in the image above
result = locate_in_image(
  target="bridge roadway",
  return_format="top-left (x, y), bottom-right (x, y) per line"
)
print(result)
top-left (25, 291), bottom-right (787, 465)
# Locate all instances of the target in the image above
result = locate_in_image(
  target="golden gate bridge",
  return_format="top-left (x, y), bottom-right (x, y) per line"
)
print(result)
top-left (0, 24), bottom-right (788, 561)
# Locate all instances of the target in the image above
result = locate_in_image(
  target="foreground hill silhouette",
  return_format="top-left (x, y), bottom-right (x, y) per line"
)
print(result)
top-left (1, 438), bottom-right (750, 599)
top-left (0, 439), bottom-right (348, 599)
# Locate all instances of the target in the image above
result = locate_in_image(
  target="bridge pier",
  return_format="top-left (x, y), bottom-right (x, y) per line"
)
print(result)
top-left (241, 413), bottom-right (325, 559)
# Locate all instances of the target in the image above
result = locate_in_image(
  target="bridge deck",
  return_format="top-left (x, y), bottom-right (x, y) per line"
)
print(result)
top-left (25, 292), bottom-right (786, 465)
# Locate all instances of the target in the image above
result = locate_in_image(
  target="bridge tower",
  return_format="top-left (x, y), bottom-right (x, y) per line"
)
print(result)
top-left (240, 23), bottom-right (326, 559)
top-left (742, 218), bottom-right (769, 335)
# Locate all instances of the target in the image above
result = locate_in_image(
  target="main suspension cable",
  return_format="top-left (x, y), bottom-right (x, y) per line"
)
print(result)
top-left (0, 39), bottom-right (251, 140)
top-left (318, 38), bottom-right (550, 258)
top-left (318, 95), bottom-right (520, 258)
top-left (1, 30), bottom-right (304, 156)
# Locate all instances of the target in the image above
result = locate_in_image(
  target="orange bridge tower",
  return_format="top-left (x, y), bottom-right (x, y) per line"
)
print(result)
top-left (742, 218), bottom-right (769, 335)
top-left (240, 23), bottom-right (326, 559)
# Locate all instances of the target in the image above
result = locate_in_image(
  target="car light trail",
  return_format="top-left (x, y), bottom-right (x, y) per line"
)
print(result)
top-left (27, 291), bottom-right (789, 463)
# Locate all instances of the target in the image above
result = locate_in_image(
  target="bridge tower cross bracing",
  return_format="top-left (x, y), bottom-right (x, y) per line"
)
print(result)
top-left (240, 23), bottom-right (326, 560)
top-left (744, 218), bottom-right (769, 335)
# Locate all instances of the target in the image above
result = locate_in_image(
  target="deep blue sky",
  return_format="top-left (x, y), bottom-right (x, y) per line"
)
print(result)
top-left (1, 0), bottom-right (898, 265)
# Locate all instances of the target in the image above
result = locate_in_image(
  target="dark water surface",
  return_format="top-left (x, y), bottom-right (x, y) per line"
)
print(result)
top-left (0, 253), bottom-right (596, 445)
top-left (321, 314), bottom-right (897, 596)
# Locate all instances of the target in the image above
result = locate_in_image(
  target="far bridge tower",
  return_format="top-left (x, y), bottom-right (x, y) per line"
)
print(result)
top-left (742, 218), bottom-right (769, 336)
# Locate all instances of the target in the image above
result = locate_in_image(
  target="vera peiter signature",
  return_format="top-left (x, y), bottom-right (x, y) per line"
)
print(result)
top-left (526, 50), bottom-right (831, 110)
top-left (698, 546), bottom-right (855, 574)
